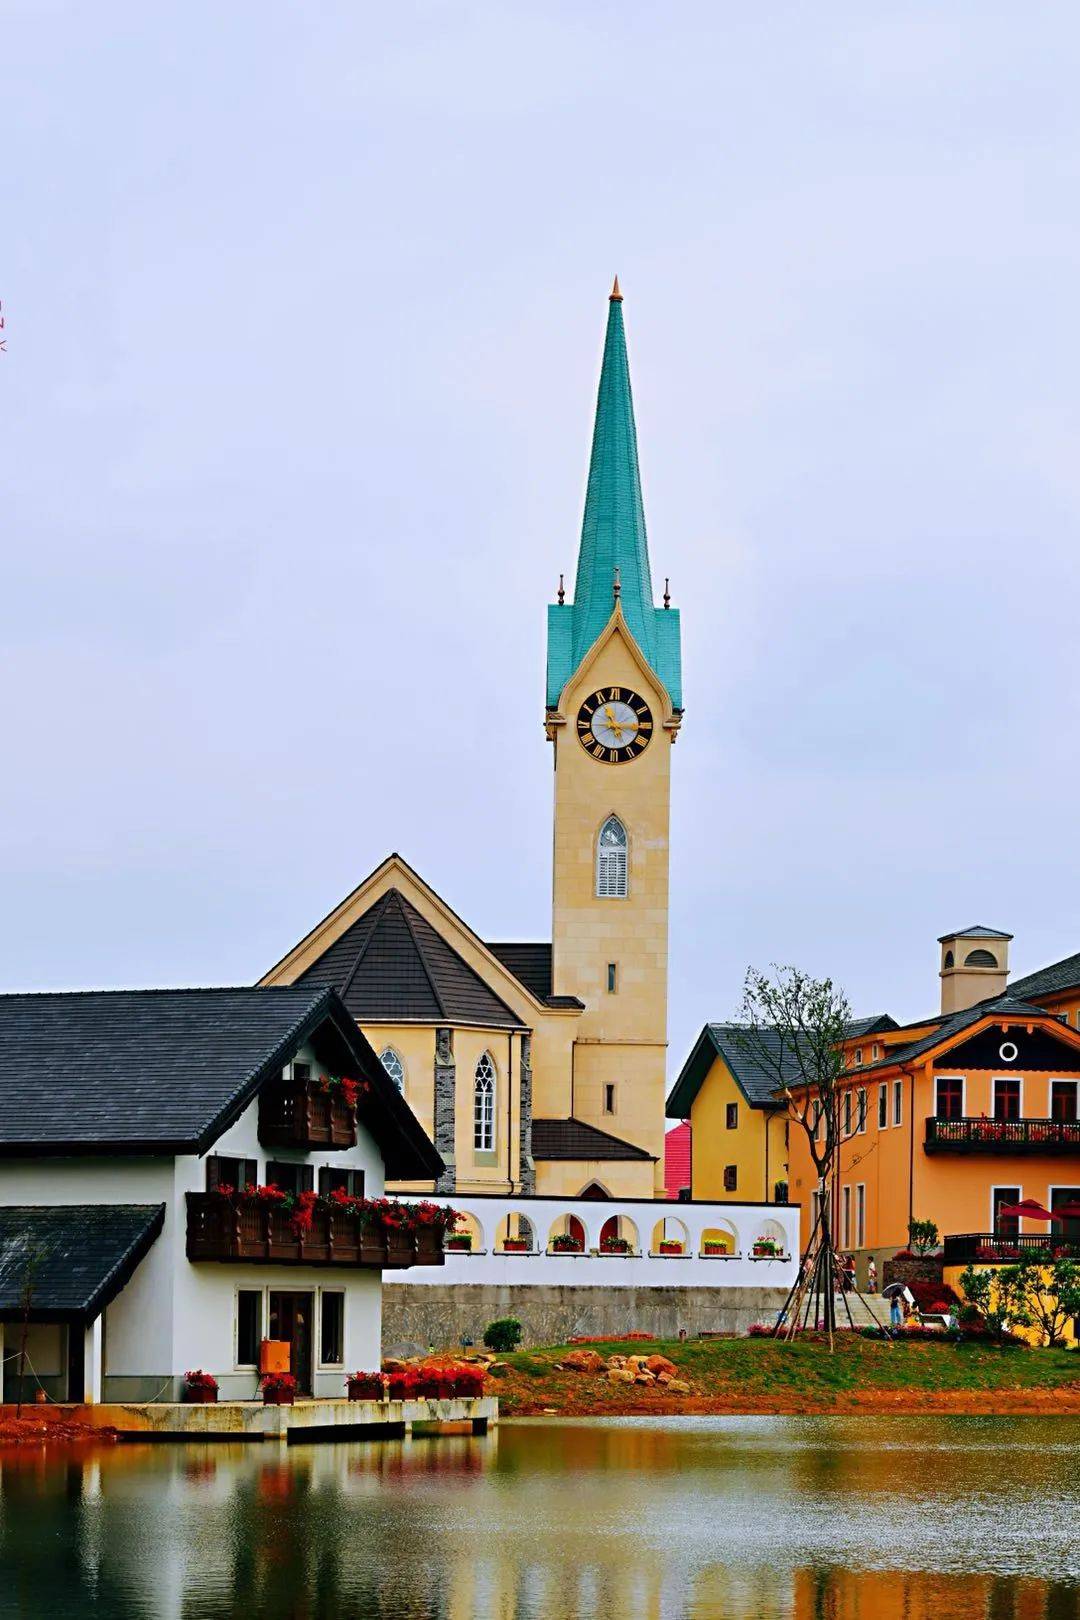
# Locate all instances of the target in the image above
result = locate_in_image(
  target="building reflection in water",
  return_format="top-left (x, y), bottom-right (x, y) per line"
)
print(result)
top-left (0, 1419), bottom-right (1077, 1620)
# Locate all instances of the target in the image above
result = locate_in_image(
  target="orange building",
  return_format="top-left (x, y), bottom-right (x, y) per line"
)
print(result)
top-left (781, 927), bottom-right (1080, 1277)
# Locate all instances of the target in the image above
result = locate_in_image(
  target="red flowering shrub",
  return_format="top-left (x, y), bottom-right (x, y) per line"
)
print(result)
top-left (184, 1369), bottom-right (218, 1393)
top-left (346, 1372), bottom-right (385, 1400)
top-left (209, 1185), bottom-right (461, 1238)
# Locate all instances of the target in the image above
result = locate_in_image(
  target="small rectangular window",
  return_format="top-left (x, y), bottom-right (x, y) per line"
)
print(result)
top-left (871, 1044), bottom-right (881, 1061)
top-left (853, 1048), bottom-right (863, 1068)
top-left (320, 1291), bottom-right (345, 1366)
top-left (266, 1160), bottom-right (314, 1195)
top-left (237, 1290), bottom-right (262, 1366)
top-left (878, 1084), bottom-right (888, 1129)
top-left (607, 963), bottom-right (618, 993)
top-left (723, 1164), bottom-right (737, 1192)
top-left (935, 1077), bottom-right (963, 1121)
top-left (291, 1061), bottom-right (311, 1082)
top-left (603, 1084), bottom-right (616, 1115)
top-left (893, 1079), bottom-right (903, 1126)
top-left (1051, 1081), bottom-right (1078, 1122)
top-left (318, 1166), bottom-right (365, 1197)
top-left (725, 1102), bottom-right (738, 1130)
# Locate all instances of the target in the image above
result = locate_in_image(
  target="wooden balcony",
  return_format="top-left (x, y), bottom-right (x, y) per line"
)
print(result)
top-left (924, 1116), bottom-right (1080, 1154)
top-left (258, 1078), bottom-right (356, 1150)
top-left (185, 1194), bottom-right (445, 1269)
top-left (943, 1231), bottom-right (1080, 1265)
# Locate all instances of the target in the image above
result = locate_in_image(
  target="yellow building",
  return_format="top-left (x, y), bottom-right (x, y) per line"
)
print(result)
top-left (665, 1024), bottom-right (795, 1204)
top-left (262, 282), bottom-right (682, 1201)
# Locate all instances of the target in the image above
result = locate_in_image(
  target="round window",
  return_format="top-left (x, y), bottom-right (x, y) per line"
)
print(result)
top-left (998, 1041), bottom-right (1018, 1063)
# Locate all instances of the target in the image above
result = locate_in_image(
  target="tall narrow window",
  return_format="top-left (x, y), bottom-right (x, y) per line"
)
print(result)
top-left (878, 1084), bottom-right (888, 1129)
top-left (857, 1089), bottom-right (867, 1134)
top-left (855, 1184), bottom-right (866, 1247)
top-left (473, 1052), bottom-right (496, 1151)
top-left (596, 816), bottom-right (628, 899)
top-left (841, 1185), bottom-right (851, 1247)
top-left (237, 1290), bottom-right (262, 1366)
top-left (893, 1079), bottom-right (903, 1127)
top-left (379, 1048), bottom-right (405, 1092)
top-left (603, 1083), bottom-right (616, 1115)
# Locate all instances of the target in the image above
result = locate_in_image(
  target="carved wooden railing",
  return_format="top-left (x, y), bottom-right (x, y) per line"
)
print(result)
top-left (258, 1079), bottom-right (357, 1149)
top-left (185, 1193), bottom-right (444, 1269)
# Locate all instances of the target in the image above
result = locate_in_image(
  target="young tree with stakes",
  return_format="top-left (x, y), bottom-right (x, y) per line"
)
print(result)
top-left (734, 965), bottom-right (880, 1347)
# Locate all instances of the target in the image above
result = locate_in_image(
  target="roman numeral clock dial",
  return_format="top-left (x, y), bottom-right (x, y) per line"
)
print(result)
top-left (576, 688), bottom-right (653, 763)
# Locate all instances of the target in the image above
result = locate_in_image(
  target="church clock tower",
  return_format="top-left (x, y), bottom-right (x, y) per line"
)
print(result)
top-left (545, 281), bottom-right (682, 1192)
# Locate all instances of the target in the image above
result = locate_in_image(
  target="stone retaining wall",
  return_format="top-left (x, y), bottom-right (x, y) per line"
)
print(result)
top-left (382, 1283), bottom-right (790, 1356)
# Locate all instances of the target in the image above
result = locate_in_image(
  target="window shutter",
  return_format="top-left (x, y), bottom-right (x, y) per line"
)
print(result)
top-left (318, 1166), bottom-right (331, 1195)
top-left (299, 1164), bottom-right (314, 1194)
top-left (206, 1156), bottom-right (222, 1191)
top-left (352, 1169), bottom-right (365, 1199)
top-left (244, 1158), bottom-right (257, 1189)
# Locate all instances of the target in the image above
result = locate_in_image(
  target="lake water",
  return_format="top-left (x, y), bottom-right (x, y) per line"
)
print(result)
top-left (0, 1417), bottom-right (1077, 1618)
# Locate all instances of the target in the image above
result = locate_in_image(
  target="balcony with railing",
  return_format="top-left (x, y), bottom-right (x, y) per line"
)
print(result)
top-left (924, 1116), bottom-right (1080, 1154)
top-left (186, 1193), bottom-right (444, 1269)
top-left (943, 1231), bottom-right (1080, 1265)
top-left (258, 1078), bottom-right (357, 1150)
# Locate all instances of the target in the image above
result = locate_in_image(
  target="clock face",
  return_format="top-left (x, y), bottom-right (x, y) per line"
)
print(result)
top-left (576, 687), bottom-right (653, 763)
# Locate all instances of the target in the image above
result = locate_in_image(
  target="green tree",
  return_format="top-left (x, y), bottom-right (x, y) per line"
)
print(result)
top-left (908, 1219), bottom-right (939, 1256)
top-left (734, 965), bottom-right (853, 1341)
top-left (1001, 1251), bottom-right (1080, 1348)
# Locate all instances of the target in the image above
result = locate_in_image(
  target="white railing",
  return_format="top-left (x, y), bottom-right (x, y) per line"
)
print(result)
top-left (387, 1194), bottom-right (800, 1290)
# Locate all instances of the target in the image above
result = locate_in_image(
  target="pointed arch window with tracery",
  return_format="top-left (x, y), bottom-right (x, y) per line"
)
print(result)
top-left (474, 1052), bottom-right (496, 1152)
top-left (596, 815), bottom-right (628, 899)
top-left (379, 1047), bottom-right (405, 1093)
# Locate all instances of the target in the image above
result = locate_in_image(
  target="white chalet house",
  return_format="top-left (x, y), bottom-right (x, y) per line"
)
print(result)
top-left (0, 986), bottom-right (444, 1403)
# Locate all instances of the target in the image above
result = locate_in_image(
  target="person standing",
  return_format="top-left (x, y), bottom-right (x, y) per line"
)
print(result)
top-left (867, 1257), bottom-right (877, 1294)
top-left (889, 1292), bottom-right (903, 1332)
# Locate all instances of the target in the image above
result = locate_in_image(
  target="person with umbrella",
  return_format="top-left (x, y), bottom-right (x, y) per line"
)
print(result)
top-left (883, 1281), bottom-right (906, 1332)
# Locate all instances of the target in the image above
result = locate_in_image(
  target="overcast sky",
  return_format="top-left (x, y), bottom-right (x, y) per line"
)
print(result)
top-left (4, 3), bottom-right (1080, 1081)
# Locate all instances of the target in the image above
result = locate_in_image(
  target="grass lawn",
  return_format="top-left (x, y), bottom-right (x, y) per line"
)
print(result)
top-left (492, 1333), bottom-right (1080, 1416)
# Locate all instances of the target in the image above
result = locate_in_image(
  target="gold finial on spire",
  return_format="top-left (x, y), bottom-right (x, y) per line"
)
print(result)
top-left (609, 274), bottom-right (622, 302)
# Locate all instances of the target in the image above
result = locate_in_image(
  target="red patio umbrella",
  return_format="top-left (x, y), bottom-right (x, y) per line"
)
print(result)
top-left (1050, 1202), bottom-right (1080, 1219)
top-left (997, 1199), bottom-right (1054, 1220)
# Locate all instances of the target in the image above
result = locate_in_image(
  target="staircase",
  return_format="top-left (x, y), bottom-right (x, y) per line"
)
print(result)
top-left (832, 1293), bottom-right (887, 1329)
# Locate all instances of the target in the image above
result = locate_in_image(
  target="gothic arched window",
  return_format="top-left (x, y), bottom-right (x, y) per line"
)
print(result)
top-left (596, 815), bottom-right (628, 899)
top-left (473, 1052), bottom-right (496, 1152)
top-left (379, 1047), bottom-right (405, 1093)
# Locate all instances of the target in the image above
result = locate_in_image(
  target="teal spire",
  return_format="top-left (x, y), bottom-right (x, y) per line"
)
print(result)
top-left (546, 281), bottom-right (682, 710)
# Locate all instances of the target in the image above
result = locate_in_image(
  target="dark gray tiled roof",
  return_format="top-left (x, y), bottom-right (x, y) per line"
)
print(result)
top-left (297, 889), bottom-right (526, 1029)
top-left (0, 987), bottom-right (442, 1177)
top-left (848, 994), bottom-right (1058, 1075)
top-left (487, 943), bottom-right (552, 1000)
top-left (0, 1205), bottom-right (165, 1322)
top-left (485, 942), bottom-right (585, 1011)
top-left (1007, 952), bottom-right (1080, 1002)
top-left (845, 1015), bottom-right (899, 1040)
top-left (531, 1117), bottom-right (655, 1161)
top-left (938, 925), bottom-right (1013, 941)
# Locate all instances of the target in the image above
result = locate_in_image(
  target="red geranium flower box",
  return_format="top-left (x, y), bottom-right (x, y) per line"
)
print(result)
top-left (183, 1369), bottom-right (218, 1403)
top-left (346, 1372), bottom-right (385, 1401)
top-left (262, 1373), bottom-right (298, 1406)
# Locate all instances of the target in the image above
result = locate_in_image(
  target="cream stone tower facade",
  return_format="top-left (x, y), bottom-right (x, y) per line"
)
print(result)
top-left (262, 284), bottom-right (679, 1202)
top-left (544, 280), bottom-right (682, 1196)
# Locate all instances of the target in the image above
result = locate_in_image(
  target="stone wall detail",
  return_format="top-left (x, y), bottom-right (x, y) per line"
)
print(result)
top-left (434, 1026), bottom-right (456, 1194)
top-left (383, 1283), bottom-right (789, 1358)
top-left (518, 1033), bottom-right (535, 1194)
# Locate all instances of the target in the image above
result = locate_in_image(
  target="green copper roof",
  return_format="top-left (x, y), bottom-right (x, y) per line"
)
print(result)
top-left (546, 289), bottom-right (682, 710)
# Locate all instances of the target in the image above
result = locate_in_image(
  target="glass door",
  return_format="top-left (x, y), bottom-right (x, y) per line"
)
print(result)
top-left (268, 1291), bottom-right (314, 1394)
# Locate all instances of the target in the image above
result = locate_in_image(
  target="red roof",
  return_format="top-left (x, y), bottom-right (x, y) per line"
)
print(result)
top-left (664, 1122), bottom-right (691, 1200)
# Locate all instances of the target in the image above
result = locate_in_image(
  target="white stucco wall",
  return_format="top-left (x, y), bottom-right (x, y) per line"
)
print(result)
top-left (0, 1046), bottom-right (390, 1396)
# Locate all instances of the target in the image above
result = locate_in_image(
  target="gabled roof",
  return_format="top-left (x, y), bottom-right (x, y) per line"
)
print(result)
top-left (843, 994), bottom-right (1068, 1076)
top-left (295, 889), bottom-right (527, 1030)
top-left (844, 1015), bottom-right (900, 1040)
top-left (0, 987), bottom-right (442, 1177)
top-left (546, 286), bottom-right (681, 710)
top-left (667, 1023), bottom-right (795, 1117)
top-left (0, 1204), bottom-right (165, 1322)
top-left (1007, 951), bottom-right (1080, 1002)
top-left (484, 943), bottom-right (585, 1010)
top-left (531, 1117), bottom-right (655, 1162)
top-left (668, 1015), bottom-right (902, 1118)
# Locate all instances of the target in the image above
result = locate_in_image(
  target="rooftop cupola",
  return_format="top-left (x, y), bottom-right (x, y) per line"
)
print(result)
top-left (546, 281), bottom-right (682, 712)
top-left (939, 926), bottom-right (1012, 1014)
